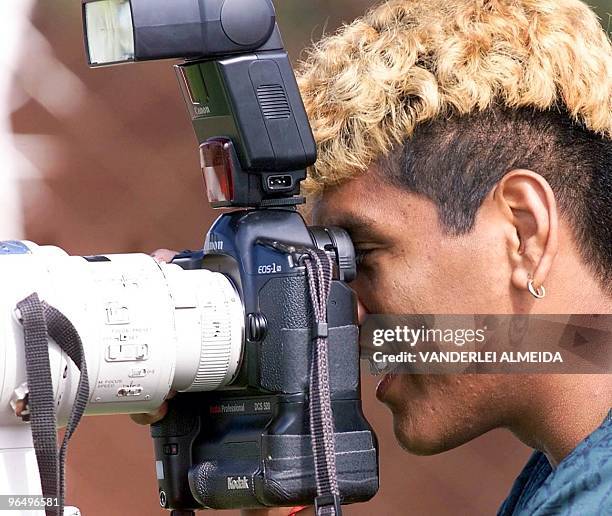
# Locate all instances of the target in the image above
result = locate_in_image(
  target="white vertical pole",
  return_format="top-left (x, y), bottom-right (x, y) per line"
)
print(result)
top-left (0, 0), bottom-right (36, 240)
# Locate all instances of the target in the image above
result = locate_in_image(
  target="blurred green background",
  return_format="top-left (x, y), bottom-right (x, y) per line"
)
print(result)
top-left (589, 0), bottom-right (612, 36)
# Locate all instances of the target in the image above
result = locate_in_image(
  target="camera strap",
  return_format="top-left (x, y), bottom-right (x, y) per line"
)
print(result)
top-left (16, 293), bottom-right (89, 516)
top-left (303, 249), bottom-right (342, 516)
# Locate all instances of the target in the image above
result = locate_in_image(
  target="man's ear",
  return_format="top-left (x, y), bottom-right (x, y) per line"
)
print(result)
top-left (493, 170), bottom-right (559, 295)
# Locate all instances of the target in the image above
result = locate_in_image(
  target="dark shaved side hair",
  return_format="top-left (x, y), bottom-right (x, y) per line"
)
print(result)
top-left (383, 106), bottom-right (612, 293)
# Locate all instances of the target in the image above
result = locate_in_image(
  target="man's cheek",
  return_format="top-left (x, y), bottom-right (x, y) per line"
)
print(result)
top-left (354, 258), bottom-right (418, 313)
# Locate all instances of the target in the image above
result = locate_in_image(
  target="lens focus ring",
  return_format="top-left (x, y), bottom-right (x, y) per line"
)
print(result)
top-left (165, 265), bottom-right (244, 393)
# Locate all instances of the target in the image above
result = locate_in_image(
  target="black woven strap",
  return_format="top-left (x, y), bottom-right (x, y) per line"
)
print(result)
top-left (303, 249), bottom-right (341, 516)
top-left (17, 294), bottom-right (58, 516)
top-left (17, 293), bottom-right (89, 516)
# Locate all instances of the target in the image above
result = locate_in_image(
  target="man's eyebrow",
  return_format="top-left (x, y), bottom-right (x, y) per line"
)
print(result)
top-left (323, 214), bottom-right (380, 240)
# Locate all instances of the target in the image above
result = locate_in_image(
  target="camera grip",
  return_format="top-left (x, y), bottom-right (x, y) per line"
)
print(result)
top-left (151, 397), bottom-right (202, 510)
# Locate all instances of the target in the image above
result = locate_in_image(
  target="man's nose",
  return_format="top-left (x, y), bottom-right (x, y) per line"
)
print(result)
top-left (357, 299), bottom-right (368, 326)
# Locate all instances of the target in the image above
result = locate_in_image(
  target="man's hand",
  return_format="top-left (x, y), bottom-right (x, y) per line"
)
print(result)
top-left (129, 389), bottom-right (174, 425)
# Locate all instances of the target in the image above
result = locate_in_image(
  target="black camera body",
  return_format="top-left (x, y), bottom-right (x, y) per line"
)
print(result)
top-left (152, 210), bottom-right (378, 510)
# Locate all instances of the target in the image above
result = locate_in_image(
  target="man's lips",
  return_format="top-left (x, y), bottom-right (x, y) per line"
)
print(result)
top-left (376, 372), bottom-right (397, 400)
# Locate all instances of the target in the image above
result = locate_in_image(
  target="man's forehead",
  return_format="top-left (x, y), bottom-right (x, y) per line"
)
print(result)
top-left (310, 176), bottom-right (377, 226)
top-left (313, 201), bottom-right (379, 230)
top-left (310, 174), bottom-right (443, 240)
top-left (311, 171), bottom-right (399, 222)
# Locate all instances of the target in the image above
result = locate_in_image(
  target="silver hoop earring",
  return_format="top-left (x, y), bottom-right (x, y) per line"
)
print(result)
top-left (528, 280), bottom-right (546, 299)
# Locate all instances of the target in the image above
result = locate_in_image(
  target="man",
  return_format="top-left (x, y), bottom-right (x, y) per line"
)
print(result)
top-left (139, 0), bottom-right (612, 513)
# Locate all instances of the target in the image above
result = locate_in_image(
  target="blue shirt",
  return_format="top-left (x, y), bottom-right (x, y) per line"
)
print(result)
top-left (498, 410), bottom-right (612, 515)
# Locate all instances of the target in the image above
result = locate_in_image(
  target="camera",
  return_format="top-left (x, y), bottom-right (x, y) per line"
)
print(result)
top-left (0, 0), bottom-right (378, 514)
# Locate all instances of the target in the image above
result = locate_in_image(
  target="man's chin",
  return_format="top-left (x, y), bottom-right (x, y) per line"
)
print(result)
top-left (391, 413), bottom-right (459, 456)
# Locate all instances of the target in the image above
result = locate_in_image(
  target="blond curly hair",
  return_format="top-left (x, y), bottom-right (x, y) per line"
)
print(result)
top-left (298, 0), bottom-right (612, 194)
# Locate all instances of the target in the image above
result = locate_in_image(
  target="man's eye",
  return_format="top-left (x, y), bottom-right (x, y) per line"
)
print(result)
top-left (355, 249), bottom-right (371, 267)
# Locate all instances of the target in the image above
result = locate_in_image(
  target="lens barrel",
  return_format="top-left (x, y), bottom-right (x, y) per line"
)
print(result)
top-left (0, 242), bottom-right (244, 423)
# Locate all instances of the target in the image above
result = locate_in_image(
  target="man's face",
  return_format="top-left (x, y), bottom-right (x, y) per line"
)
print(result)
top-left (312, 167), bottom-right (523, 454)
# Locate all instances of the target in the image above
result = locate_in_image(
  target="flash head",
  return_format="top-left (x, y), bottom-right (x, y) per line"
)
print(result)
top-left (83, 0), bottom-right (279, 66)
top-left (83, 0), bottom-right (317, 209)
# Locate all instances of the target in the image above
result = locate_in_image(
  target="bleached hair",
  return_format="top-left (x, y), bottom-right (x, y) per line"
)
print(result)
top-left (297, 0), bottom-right (612, 194)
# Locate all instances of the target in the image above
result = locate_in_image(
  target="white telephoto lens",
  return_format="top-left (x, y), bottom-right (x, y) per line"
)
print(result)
top-left (85, 0), bottom-right (135, 65)
top-left (0, 242), bottom-right (244, 426)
